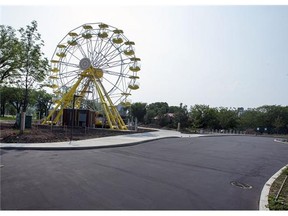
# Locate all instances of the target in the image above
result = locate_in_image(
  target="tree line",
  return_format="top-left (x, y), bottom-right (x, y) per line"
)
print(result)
top-left (1, 87), bottom-right (287, 134)
top-left (0, 86), bottom-right (52, 119)
top-left (130, 102), bottom-right (288, 134)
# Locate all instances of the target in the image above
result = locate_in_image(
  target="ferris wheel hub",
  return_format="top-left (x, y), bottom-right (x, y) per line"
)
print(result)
top-left (79, 57), bottom-right (91, 70)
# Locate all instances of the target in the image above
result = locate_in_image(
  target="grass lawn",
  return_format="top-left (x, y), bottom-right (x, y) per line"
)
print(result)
top-left (268, 167), bottom-right (288, 210)
top-left (0, 116), bottom-right (16, 121)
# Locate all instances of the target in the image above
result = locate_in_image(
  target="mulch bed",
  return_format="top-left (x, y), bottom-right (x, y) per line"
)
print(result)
top-left (0, 122), bottom-right (156, 143)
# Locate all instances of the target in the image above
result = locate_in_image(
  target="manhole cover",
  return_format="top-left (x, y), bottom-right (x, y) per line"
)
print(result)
top-left (230, 181), bottom-right (252, 189)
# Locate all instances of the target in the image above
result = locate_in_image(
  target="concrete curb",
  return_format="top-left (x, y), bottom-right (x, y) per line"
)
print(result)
top-left (0, 133), bottom-right (244, 151)
top-left (259, 164), bottom-right (288, 210)
top-left (197, 134), bottom-right (246, 138)
top-left (0, 133), bottom-right (261, 151)
top-left (274, 138), bottom-right (288, 144)
top-left (0, 136), bottom-right (180, 151)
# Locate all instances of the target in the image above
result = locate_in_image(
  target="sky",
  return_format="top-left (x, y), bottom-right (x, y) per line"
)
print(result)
top-left (1, 1), bottom-right (288, 109)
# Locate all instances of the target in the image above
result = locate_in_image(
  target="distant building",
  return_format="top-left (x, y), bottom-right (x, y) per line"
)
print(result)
top-left (237, 107), bottom-right (245, 117)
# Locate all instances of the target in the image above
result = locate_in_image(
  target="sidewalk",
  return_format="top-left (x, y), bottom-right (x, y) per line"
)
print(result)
top-left (0, 129), bottom-right (201, 150)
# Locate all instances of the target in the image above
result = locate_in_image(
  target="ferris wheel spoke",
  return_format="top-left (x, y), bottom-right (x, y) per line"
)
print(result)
top-left (76, 40), bottom-right (88, 58)
top-left (94, 50), bottom-right (109, 68)
top-left (102, 76), bottom-right (125, 94)
top-left (59, 76), bottom-right (79, 89)
top-left (97, 50), bottom-right (119, 67)
top-left (95, 47), bottom-right (114, 67)
top-left (59, 68), bottom-right (81, 75)
top-left (97, 46), bottom-right (122, 66)
top-left (85, 39), bottom-right (91, 60)
top-left (60, 73), bottom-right (79, 81)
top-left (101, 58), bottom-right (130, 69)
top-left (101, 39), bottom-right (126, 61)
top-left (88, 38), bottom-right (96, 60)
top-left (96, 30), bottom-right (117, 56)
top-left (59, 61), bottom-right (80, 69)
top-left (103, 69), bottom-right (130, 78)
top-left (103, 47), bottom-right (133, 67)
top-left (93, 37), bottom-right (106, 64)
top-left (94, 35), bottom-right (113, 61)
top-left (60, 75), bottom-right (80, 82)
top-left (65, 47), bottom-right (82, 62)
top-left (102, 62), bottom-right (130, 71)
top-left (94, 38), bottom-right (125, 66)
top-left (94, 38), bottom-right (117, 66)
top-left (103, 67), bottom-right (129, 77)
top-left (110, 93), bottom-right (125, 100)
top-left (92, 33), bottom-right (101, 57)
top-left (97, 52), bottom-right (122, 68)
top-left (60, 71), bottom-right (80, 80)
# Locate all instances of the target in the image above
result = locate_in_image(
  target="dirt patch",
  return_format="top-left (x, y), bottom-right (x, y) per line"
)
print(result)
top-left (0, 122), bottom-right (156, 143)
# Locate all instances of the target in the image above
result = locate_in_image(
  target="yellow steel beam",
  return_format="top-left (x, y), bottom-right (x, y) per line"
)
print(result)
top-left (91, 76), bottom-right (114, 129)
top-left (75, 79), bottom-right (91, 109)
top-left (42, 71), bottom-right (86, 125)
top-left (97, 80), bottom-right (127, 130)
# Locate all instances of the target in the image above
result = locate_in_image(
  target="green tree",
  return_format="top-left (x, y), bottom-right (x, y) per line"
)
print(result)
top-left (205, 107), bottom-right (219, 129)
top-left (217, 107), bottom-right (238, 130)
top-left (144, 109), bottom-right (157, 124)
top-left (31, 89), bottom-right (52, 119)
top-left (17, 21), bottom-right (49, 133)
top-left (189, 104), bottom-right (206, 129)
top-left (273, 116), bottom-right (285, 134)
top-left (168, 106), bottom-right (179, 113)
top-left (255, 105), bottom-right (288, 134)
top-left (189, 104), bottom-right (218, 129)
top-left (0, 86), bottom-right (41, 116)
top-left (1, 87), bottom-right (53, 120)
top-left (0, 87), bottom-right (24, 115)
top-left (170, 103), bottom-right (190, 129)
top-left (144, 102), bottom-right (169, 126)
top-left (237, 105), bottom-right (288, 134)
top-left (130, 102), bottom-right (147, 123)
top-left (238, 109), bottom-right (263, 131)
top-left (0, 25), bottom-right (22, 84)
top-left (0, 86), bottom-right (9, 116)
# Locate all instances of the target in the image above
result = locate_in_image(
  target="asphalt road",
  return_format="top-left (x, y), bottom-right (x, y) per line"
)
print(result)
top-left (1, 136), bottom-right (288, 210)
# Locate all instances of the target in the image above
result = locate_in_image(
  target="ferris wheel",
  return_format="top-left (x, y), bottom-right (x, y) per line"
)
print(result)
top-left (42, 23), bottom-right (141, 130)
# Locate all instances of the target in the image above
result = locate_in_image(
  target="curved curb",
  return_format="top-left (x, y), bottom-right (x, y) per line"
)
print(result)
top-left (274, 138), bottom-right (288, 144)
top-left (0, 136), bottom-right (179, 151)
top-left (259, 164), bottom-right (288, 210)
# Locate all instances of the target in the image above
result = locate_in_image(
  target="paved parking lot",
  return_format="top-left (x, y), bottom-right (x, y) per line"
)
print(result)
top-left (1, 136), bottom-right (288, 210)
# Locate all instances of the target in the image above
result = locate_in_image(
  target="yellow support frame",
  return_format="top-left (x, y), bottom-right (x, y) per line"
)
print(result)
top-left (92, 76), bottom-right (127, 130)
top-left (42, 74), bottom-right (84, 125)
top-left (42, 68), bottom-right (127, 130)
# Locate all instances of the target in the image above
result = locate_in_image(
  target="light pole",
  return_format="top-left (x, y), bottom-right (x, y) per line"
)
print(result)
top-left (70, 94), bottom-right (82, 142)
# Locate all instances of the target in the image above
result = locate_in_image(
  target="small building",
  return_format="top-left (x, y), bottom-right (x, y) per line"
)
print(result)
top-left (62, 109), bottom-right (95, 127)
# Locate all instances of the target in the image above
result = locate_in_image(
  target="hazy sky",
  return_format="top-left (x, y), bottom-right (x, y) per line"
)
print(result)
top-left (1, 3), bottom-right (288, 109)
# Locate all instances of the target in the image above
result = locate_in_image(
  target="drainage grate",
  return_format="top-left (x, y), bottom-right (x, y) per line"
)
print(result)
top-left (230, 181), bottom-right (252, 189)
